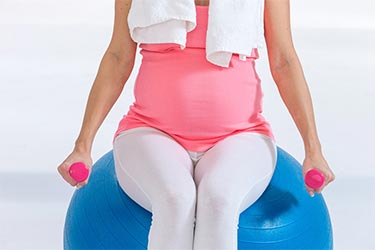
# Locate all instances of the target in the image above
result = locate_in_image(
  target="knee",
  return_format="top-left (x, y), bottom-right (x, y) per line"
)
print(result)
top-left (155, 181), bottom-right (197, 214)
top-left (197, 178), bottom-right (237, 213)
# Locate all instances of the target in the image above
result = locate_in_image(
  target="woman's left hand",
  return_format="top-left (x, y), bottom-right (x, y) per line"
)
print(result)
top-left (302, 152), bottom-right (335, 197)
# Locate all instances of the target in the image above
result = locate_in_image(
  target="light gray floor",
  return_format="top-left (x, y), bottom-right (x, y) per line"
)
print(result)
top-left (0, 173), bottom-right (374, 250)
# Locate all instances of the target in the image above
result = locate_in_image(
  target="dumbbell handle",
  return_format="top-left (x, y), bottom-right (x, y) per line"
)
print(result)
top-left (69, 162), bottom-right (89, 182)
top-left (305, 169), bottom-right (325, 189)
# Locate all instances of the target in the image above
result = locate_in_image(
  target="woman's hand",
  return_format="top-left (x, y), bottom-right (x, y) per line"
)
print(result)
top-left (302, 152), bottom-right (335, 197)
top-left (57, 147), bottom-right (93, 189)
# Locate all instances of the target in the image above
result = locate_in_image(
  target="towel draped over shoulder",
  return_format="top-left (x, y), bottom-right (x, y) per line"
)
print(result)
top-left (127, 0), bottom-right (266, 68)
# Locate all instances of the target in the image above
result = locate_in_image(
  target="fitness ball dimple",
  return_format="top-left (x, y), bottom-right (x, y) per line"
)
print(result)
top-left (63, 147), bottom-right (333, 249)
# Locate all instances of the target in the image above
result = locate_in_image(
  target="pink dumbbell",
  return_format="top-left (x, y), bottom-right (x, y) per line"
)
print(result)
top-left (304, 169), bottom-right (325, 189)
top-left (69, 162), bottom-right (89, 182)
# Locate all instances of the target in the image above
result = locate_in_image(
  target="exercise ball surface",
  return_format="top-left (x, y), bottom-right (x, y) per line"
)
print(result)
top-left (63, 147), bottom-right (333, 249)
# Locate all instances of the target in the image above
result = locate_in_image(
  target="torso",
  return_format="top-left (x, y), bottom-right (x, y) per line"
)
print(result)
top-left (113, 0), bottom-right (276, 151)
top-left (194, 0), bottom-right (209, 6)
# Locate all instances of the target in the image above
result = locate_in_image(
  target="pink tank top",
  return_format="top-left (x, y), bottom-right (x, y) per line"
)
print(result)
top-left (113, 5), bottom-right (275, 152)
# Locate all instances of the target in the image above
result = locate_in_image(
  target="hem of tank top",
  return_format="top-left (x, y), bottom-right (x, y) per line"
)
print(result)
top-left (185, 132), bottom-right (276, 154)
top-left (114, 127), bottom-right (276, 151)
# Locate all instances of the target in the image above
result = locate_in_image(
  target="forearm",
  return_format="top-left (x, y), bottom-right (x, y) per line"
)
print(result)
top-left (74, 51), bottom-right (134, 153)
top-left (270, 53), bottom-right (322, 156)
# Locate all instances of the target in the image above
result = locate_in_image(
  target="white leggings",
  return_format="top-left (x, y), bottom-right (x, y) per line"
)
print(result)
top-left (113, 126), bottom-right (278, 250)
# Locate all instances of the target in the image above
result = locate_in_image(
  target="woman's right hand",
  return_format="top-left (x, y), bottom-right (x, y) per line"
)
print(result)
top-left (57, 148), bottom-right (93, 189)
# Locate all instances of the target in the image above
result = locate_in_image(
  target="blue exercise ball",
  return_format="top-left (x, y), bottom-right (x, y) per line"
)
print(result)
top-left (63, 147), bottom-right (333, 249)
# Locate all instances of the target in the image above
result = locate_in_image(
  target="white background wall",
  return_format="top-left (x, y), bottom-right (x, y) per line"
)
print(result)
top-left (0, 1), bottom-right (374, 249)
top-left (0, 0), bottom-right (374, 177)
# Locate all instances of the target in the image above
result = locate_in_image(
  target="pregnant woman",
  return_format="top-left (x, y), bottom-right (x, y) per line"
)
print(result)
top-left (57, 0), bottom-right (335, 249)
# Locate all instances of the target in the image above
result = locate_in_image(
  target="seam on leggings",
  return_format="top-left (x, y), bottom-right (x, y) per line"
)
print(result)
top-left (242, 132), bottom-right (278, 170)
top-left (187, 150), bottom-right (206, 163)
top-left (113, 138), bottom-right (153, 211)
top-left (246, 132), bottom-right (278, 171)
top-left (235, 137), bottom-right (278, 214)
top-left (236, 169), bottom-right (275, 216)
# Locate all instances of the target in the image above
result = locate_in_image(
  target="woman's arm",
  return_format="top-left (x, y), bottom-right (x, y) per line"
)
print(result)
top-left (74, 0), bottom-right (137, 154)
top-left (264, 0), bottom-right (335, 195)
top-left (264, 0), bottom-right (321, 156)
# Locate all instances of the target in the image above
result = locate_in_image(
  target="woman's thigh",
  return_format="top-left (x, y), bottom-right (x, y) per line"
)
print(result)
top-left (193, 132), bottom-right (278, 213)
top-left (113, 127), bottom-right (196, 212)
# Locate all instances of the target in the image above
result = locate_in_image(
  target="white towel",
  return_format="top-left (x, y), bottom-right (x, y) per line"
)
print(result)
top-left (127, 0), bottom-right (265, 68)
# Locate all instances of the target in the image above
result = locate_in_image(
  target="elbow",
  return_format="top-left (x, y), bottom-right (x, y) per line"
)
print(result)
top-left (269, 48), bottom-right (296, 73)
top-left (267, 38), bottom-right (297, 71)
top-left (269, 57), bottom-right (291, 85)
top-left (108, 50), bottom-right (135, 68)
top-left (269, 49), bottom-right (298, 84)
top-left (106, 43), bottom-right (137, 68)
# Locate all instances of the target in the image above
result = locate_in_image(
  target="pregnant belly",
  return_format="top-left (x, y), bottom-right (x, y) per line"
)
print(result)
top-left (130, 51), bottom-right (265, 138)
